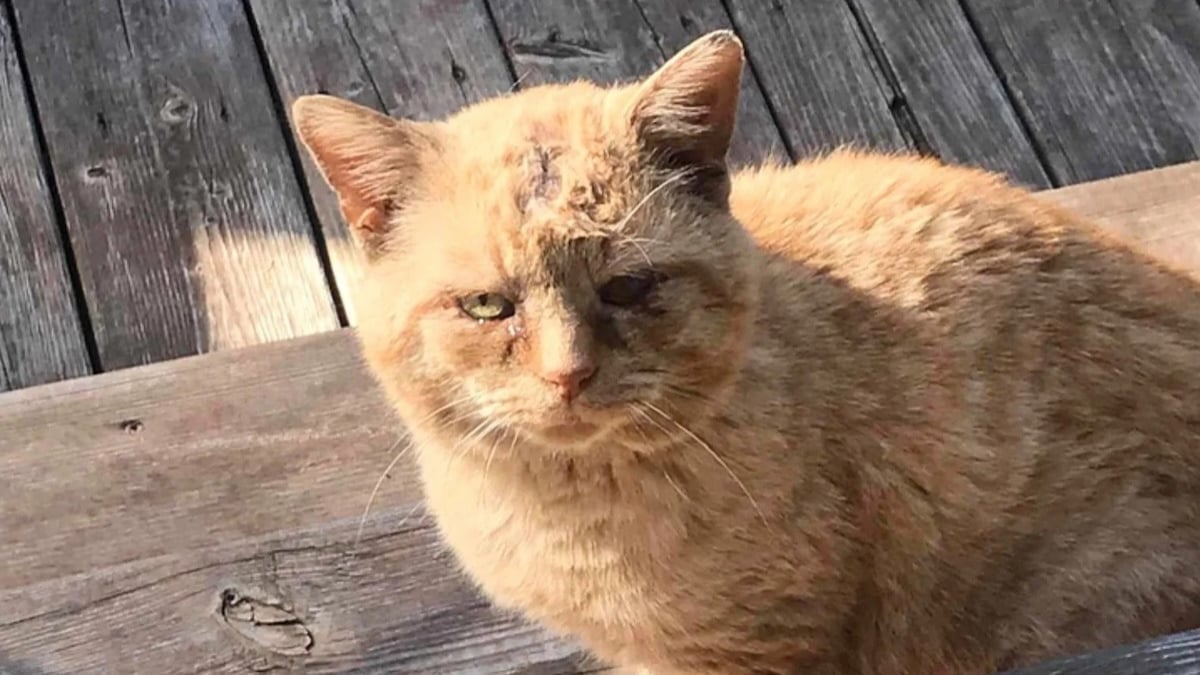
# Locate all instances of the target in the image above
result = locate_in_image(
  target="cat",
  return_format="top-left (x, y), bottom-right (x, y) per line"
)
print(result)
top-left (292, 30), bottom-right (1200, 675)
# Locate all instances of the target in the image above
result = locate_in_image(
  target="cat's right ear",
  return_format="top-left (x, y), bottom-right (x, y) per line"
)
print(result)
top-left (291, 95), bottom-right (439, 258)
top-left (625, 30), bottom-right (744, 202)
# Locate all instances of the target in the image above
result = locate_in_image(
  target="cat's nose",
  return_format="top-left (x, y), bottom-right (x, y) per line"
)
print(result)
top-left (541, 364), bottom-right (597, 403)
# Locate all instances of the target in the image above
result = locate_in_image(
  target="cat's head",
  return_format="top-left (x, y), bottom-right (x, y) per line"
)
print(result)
top-left (293, 31), bottom-right (759, 453)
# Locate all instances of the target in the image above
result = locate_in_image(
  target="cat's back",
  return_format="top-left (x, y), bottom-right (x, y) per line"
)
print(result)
top-left (730, 148), bottom-right (1200, 491)
top-left (729, 149), bottom-right (1200, 320)
top-left (728, 151), bottom-right (1200, 438)
top-left (729, 151), bottom-right (1200, 665)
top-left (729, 150), bottom-right (1067, 299)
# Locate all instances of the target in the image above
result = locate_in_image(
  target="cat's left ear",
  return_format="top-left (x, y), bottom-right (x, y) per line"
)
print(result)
top-left (291, 95), bottom-right (441, 258)
top-left (626, 30), bottom-right (744, 196)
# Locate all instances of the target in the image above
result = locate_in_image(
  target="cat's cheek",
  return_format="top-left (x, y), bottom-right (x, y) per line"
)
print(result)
top-left (420, 315), bottom-right (517, 373)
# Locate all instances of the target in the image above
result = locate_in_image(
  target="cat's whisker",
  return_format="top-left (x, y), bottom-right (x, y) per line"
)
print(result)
top-left (616, 231), bottom-right (654, 268)
top-left (509, 70), bottom-right (531, 92)
top-left (663, 383), bottom-right (720, 407)
top-left (662, 468), bottom-right (690, 503)
top-left (443, 416), bottom-right (505, 486)
top-left (356, 395), bottom-right (475, 545)
top-left (478, 419), bottom-right (514, 509)
top-left (355, 435), bottom-right (413, 545)
top-left (391, 499), bottom-right (428, 533)
top-left (623, 405), bottom-right (655, 444)
top-left (631, 402), bottom-right (673, 439)
top-left (616, 169), bottom-right (695, 232)
top-left (439, 408), bottom-right (487, 430)
top-left (628, 405), bottom-right (693, 503)
top-left (640, 401), bottom-right (769, 528)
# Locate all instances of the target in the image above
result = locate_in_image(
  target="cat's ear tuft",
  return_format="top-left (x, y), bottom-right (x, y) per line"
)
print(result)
top-left (291, 95), bottom-right (439, 258)
top-left (627, 30), bottom-right (744, 185)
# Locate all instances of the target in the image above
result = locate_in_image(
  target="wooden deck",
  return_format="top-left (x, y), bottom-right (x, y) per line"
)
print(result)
top-left (2, 1), bottom-right (1200, 672)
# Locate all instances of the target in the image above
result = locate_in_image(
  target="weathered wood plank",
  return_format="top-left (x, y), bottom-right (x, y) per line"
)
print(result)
top-left (0, 4), bottom-right (90, 391)
top-left (1003, 627), bottom-right (1200, 674)
top-left (1046, 162), bottom-right (1200, 276)
top-left (961, 0), bottom-right (1200, 184)
top-left (849, 0), bottom-right (1051, 189)
top-left (487, 0), bottom-right (787, 164)
top-left (1, 519), bottom-right (593, 673)
top-left (250, 0), bottom-right (515, 323)
top-left (723, 0), bottom-right (909, 156)
top-left (0, 330), bottom-right (590, 673)
top-left (2, 161), bottom-right (1199, 671)
top-left (12, 0), bottom-right (338, 371)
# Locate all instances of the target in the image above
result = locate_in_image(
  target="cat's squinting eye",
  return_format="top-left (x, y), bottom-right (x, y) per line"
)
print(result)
top-left (598, 272), bottom-right (662, 307)
top-left (459, 292), bottom-right (516, 321)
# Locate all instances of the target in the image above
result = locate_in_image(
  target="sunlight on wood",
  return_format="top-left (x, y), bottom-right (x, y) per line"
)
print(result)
top-left (194, 228), bottom-right (342, 350)
top-left (1044, 162), bottom-right (1200, 277)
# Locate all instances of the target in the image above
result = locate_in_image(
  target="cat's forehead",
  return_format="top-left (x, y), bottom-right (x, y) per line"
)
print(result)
top-left (445, 83), bottom-right (638, 222)
top-left (407, 84), bottom-right (678, 282)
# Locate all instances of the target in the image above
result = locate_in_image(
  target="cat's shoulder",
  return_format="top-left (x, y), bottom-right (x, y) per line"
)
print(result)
top-left (729, 149), bottom-right (1091, 271)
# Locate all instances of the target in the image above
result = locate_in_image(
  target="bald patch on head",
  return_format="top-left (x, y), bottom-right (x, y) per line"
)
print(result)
top-left (518, 144), bottom-right (563, 214)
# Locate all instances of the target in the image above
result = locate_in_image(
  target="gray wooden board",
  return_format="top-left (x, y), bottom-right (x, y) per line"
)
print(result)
top-left (1002, 628), bottom-right (1200, 674)
top-left (0, 330), bottom-right (591, 674)
top-left (249, 0), bottom-right (516, 325)
top-left (850, 0), bottom-right (1051, 189)
top-left (11, 0), bottom-right (338, 371)
top-left (486, 0), bottom-right (787, 165)
top-left (961, 0), bottom-right (1200, 184)
top-left (722, 0), bottom-right (910, 156)
top-left (3, 161), bottom-right (1200, 672)
top-left (0, 4), bottom-right (90, 391)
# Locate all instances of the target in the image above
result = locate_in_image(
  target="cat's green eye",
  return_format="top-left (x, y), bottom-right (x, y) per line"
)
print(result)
top-left (459, 292), bottom-right (516, 321)
top-left (598, 272), bottom-right (661, 307)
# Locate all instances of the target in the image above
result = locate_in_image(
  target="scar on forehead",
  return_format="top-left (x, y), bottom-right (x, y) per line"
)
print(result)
top-left (517, 144), bottom-right (562, 213)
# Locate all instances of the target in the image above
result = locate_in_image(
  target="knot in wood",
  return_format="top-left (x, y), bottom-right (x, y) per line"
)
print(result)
top-left (219, 587), bottom-right (313, 657)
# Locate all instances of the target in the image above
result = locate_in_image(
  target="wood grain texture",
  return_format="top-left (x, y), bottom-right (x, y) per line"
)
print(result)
top-left (3, 162), bottom-right (1200, 672)
top-left (723, 0), bottom-right (909, 156)
top-left (250, 0), bottom-right (516, 323)
top-left (1002, 628), bottom-right (1200, 674)
top-left (850, 0), bottom-right (1051, 189)
top-left (0, 4), bottom-right (90, 391)
top-left (1046, 162), bottom-right (1200, 277)
top-left (11, 0), bottom-right (338, 371)
top-left (0, 330), bottom-right (591, 674)
top-left (487, 0), bottom-right (787, 164)
top-left (961, 0), bottom-right (1200, 184)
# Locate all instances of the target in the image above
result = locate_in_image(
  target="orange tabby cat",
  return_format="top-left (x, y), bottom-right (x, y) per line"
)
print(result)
top-left (292, 31), bottom-right (1200, 674)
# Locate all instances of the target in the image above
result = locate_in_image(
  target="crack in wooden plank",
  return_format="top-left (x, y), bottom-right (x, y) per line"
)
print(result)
top-left (843, 0), bottom-right (932, 154)
top-left (508, 31), bottom-right (611, 61)
top-left (336, 0), bottom-right (387, 111)
top-left (954, 0), bottom-right (1062, 186)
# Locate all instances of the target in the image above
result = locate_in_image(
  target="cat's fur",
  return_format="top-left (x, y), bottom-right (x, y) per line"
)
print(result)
top-left (293, 31), bottom-right (1200, 674)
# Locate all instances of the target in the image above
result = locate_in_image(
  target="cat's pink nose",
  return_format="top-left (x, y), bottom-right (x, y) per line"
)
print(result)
top-left (541, 364), bottom-right (597, 403)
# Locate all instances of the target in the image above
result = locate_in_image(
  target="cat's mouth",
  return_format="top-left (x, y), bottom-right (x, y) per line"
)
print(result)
top-left (535, 419), bottom-right (602, 442)
top-left (525, 404), bottom-right (614, 444)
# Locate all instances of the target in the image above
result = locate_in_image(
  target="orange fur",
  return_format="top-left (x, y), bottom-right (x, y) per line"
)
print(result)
top-left (293, 31), bottom-right (1200, 674)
